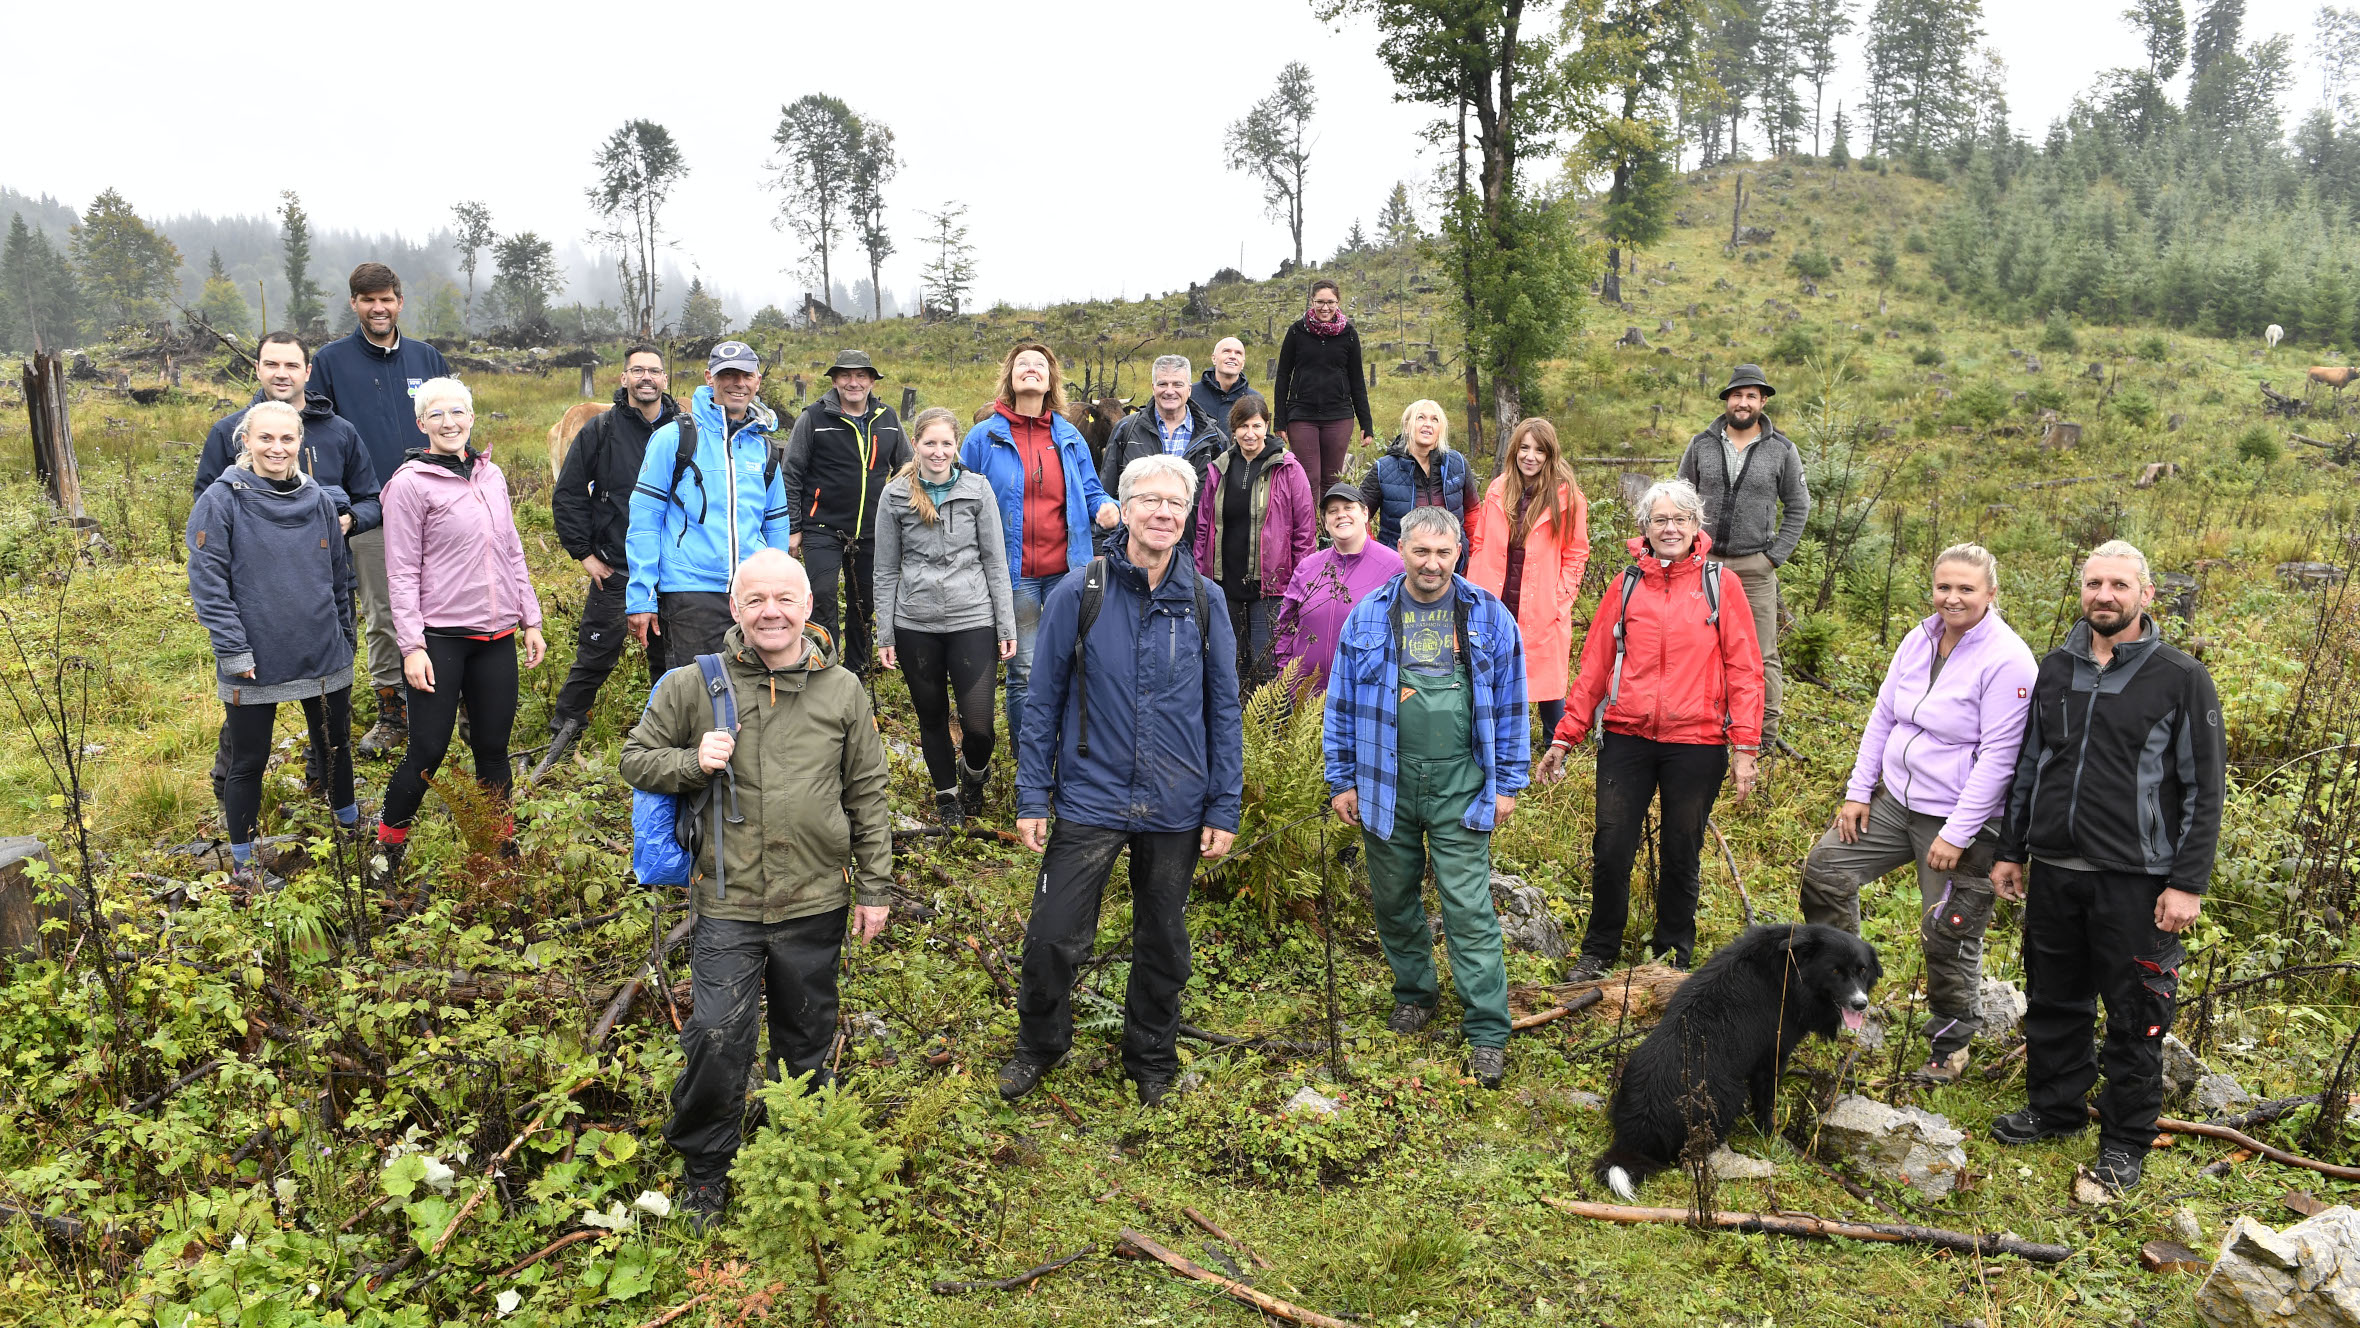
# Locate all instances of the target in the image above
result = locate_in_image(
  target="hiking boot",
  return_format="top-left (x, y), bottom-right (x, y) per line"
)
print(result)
top-left (227, 861), bottom-right (284, 895)
top-left (1567, 957), bottom-right (1614, 984)
top-left (355, 687), bottom-right (406, 759)
top-left (957, 758), bottom-right (989, 819)
top-left (530, 716), bottom-right (585, 782)
top-left (2091, 1146), bottom-right (2146, 1193)
top-left (997, 1055), bottom-right (1059, 1101)
top-left (1919, 1047), bottom-right (1972, 1083)
top-left (1135, 1076), bottom-right (1173, 1108)
top-left (370, 839), bottom-right (408, 893)
top-left (1387, 1003), bottom-right (1434, 1035)
top-left (1468, 1045), bottom-right (1506, 1090)
top-left (935, 789), bottom-right (964, 831)
top-left (678, 1180), bottom-right (729, 1235)
top-left (1991, 1105), bottom-right (2086, 1146)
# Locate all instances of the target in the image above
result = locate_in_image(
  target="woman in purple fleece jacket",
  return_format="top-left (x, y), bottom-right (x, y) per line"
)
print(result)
top-left (1799, 543), bottom-right (2037, 1082)
top-left (376, 377), bottom-right (545, 870)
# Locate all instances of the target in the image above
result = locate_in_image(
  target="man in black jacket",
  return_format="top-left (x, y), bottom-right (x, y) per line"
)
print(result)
top-left (780, 350), bottom-right (908, 675)
top-left (1098, 354), bottom-right (1226, 548)
top-left (542, 345), bottom-right (678, 774)
top-left (1990, 539), bottom-right (2224, 1195)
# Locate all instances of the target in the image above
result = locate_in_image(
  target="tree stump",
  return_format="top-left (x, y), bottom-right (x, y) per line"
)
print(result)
top-left (2041, 422), bottom-right (2083, 451)
top-left (1619, 327), bottom-right (1649, 349)
top-left (0, 838), bottom-right (81, 960)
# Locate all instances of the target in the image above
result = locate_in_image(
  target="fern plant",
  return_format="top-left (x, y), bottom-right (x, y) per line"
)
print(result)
top-left (1226, 667), bottom-right (1337, 929)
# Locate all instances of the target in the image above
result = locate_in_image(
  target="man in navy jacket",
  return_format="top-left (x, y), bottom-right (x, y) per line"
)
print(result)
top-left (998, 453), bottom-right (1242, 1110)
top-left (195, 331), bottom-right (380, 536)
top-left (308, 262), bottom-right (452, 757)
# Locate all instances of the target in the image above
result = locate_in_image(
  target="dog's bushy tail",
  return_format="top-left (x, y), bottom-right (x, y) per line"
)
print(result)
top-left (1592, 1147), bottom-right (1665, 1202)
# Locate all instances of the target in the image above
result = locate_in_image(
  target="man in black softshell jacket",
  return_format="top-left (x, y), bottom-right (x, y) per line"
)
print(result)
top-left (543, 345), bottom-right (679, 773)
top-left (1988, 539), bottom-right (2224, 1196)
top-left (780, 350), bottom-right (909, 675)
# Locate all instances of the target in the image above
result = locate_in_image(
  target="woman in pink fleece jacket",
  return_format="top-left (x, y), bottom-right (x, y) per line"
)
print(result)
top-left (1799, 543), bottom-right (2036, 1082)
top-left (376, 377), bottom-right (545, 870)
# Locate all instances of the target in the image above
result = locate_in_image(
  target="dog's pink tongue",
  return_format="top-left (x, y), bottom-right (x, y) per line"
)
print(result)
top-left (1842, 1008), bottom-right (1866, 1032)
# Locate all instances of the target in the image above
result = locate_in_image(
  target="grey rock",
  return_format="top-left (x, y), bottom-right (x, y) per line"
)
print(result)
top-left (1708, 1147), bottom-right (1777, 1181)
top-left (2163, 1034), bottom-right (2210, 1100)
top-left (2196, 1207), bottom-right (2360, 1328)
top-left (1816, 1094), bottom-right (1969, 1200)
top-left (1976, 978), bottom-right (2027, 1037)
top-left (1283, 1087), bottom-right (1342, 1118)
top-left (2195, 1073), bottom-right (2253, 1116)
top-left (1490, 872), bottom-right (1570, 959)
top-left (2175, 1207), bottom-right (2208, 1248)
top-left (1567, 1090), bottom-right (1606, 1110)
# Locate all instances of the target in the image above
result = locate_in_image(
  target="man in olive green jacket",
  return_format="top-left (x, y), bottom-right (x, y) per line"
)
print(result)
top-left (620, 548), bottom-right (892, 1232)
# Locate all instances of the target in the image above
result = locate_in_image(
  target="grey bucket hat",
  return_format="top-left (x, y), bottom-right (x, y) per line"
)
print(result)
top-left (826, 349), bottom-right (884, 379)
top-left (1719, 363), bottom-right (1775, 398)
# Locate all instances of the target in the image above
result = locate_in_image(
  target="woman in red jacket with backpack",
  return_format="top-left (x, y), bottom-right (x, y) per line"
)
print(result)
top-left (1536, 478), bottom-right (1762, 977)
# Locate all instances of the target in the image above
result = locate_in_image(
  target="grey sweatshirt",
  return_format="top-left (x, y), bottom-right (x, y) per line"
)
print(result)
top-left (873, 469), bottom-right (1017, 649)
top-left (1677, 413), bottom-right (1811, 565)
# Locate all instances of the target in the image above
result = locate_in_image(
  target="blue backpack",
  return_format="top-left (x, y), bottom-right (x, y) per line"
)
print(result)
top-left (630, 654), bottom-right (740, 898)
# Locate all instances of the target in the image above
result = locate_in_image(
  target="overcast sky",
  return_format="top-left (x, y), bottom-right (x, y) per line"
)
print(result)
top-left (6, 0), bottom-right (2336, 316)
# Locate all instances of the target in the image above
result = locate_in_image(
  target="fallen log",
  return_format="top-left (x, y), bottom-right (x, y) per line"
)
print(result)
top-left (2146, 1112), bottom-right (2360, 1182)
top-left (931, 1243), bottom-right (1094, 1294)
top-left (471, 1228), bottom-right (601, 1294)
top-left (1115, 1229), bottom-right (1355, 1326)
top-left (1184, 1207), bottom-right (1274, 1270)
top-left (2210, 1093), bottom-right (2327, 1133)
top-left (1537, 1196), bottom-right (2072, 1263)
top-left (591, 915), bottom-right (697, 1049)
top-left (1511, 988), bottom-right (1606, 1031)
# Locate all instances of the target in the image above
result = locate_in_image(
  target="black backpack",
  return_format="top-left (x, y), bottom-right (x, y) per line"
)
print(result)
top-left (665, 415), bottom-right (780, 523)
top-left (1069, 555), bottom-right (1214, 759)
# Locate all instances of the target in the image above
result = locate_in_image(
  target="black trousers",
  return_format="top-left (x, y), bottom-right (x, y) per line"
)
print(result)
top-left (665, 908), bottom-right (845, 1183)
top-left (1015, 821), bottom-right (1198, 1085)
top-left (655, 590), bottom-right (733, 675)
top-left (384, 633), bottom-right (517, 829)
top-left (898, 625), bottom-right (998, 789)
top-left (554, 577), bottom-right (630, 723)
top-left (2022, 863), bottom-right (2183, 1152)
top-left (802, 529), bottom-right (876, 674)
top-left (1583, 731), bottom-right (1727, 968)
top-left (218, 689), bottom-right (355, 844)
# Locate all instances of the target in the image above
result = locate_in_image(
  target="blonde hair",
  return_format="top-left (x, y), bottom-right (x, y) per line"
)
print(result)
top-left (2085, 539), bottom-right (2153, 587)
top-left (992, 341), bottom-right (1068, 415)
top-left (1502, 417), bottom-right (1580, 543)
top-left (896, 406), bottom-right (965, 525)
top-left (411, 376), bottom-right (472, 420)
top-left (1933, 542), bottom-right (2000, 591)
top-left (1399, 398), bottom-right (1449, 451)
top-left (233, 399), bottom-right (305, 452)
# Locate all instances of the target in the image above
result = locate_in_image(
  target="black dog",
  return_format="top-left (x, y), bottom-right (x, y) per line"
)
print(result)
top-left (1595, 924), bottom-right (1882, 1199)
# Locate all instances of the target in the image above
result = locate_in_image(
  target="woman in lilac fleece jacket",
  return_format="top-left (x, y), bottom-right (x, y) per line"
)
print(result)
top-left (1270, 483), bottom-right (1402, 690)
top-left (1799, 543), bottom-right (2036, 1081)
top-left (377, 378), bottom-right (546, 867)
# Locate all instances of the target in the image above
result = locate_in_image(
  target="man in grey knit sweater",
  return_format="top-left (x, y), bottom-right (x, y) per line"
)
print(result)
top-left (1677, 364), bottom-right (1811, 747)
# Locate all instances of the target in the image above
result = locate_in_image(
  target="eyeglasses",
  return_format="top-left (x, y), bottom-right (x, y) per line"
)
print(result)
top-left (623, 366), bottom-right (667, 379)
top-left (423, 407), bottom-right (473, 423)
top-left (1125, 493), bottom-right (1191, 513)
top-left (1645, 514), bottom-right (1698, 529)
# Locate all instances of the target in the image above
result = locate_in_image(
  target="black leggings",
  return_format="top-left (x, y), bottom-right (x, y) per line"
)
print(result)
top-left (897, 625), bottom-right (999, 789)
top-left (385, 633), bottom-right (518, 829)
top-left (220, 690), bottom-right (355, 844)
top-left (1582, 730), bottom-right (1727, 968)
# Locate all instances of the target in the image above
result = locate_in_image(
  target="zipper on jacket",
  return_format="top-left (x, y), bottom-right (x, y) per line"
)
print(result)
top-left (2064, 652), bottom-right (2108, 845)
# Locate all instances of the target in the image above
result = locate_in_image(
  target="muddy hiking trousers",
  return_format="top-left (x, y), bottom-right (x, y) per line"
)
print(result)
top-left (1799, 789), bottom-right (1999, 1059)
top-left (2020, 862), bottom-right (2184, 1156)
top-left (1361, 664), bottom-right (1512, 1049)
top-left (666, 908), bottom-right (847, 1185)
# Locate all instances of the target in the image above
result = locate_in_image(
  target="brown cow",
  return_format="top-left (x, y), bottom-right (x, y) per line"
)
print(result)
top-left (1066, 395), bottom-right (1134, 470)
top-left (548, 401), bottom-right (611, 478)
top-left (2308, 366), bottom-right (2360, 393)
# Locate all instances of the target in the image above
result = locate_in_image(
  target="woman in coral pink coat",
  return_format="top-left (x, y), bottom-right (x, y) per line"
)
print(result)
top-left (1466, 417), bottom-right (1589, 739)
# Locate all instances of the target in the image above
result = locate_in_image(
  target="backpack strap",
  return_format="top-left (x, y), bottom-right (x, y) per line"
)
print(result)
top-left (1071, 557), bottom-right (1109, 758)
top-left (1701, 560), bottom-right (1723, 625)
top-left (1593, 565), bottom-right (1645, 740)
top-left (667, 415), bottom-right (705, 524)
top-left (693, 652), bottom-right (738, 901)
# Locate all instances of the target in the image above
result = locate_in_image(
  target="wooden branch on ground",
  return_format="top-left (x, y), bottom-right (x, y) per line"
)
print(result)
top-left (1511, 988), bottom-right (1606, 1031)
top-left (931, 1244), bottom-right (1094, 1294)
top-left (1802, 1153), bottom-right (1903, 1221)
top-left (470, 1228), bottom-right (601, 1294)
top-left (428, 1072), bottom-right (601, 1258)
top-left (2147, 1112), bottom-right (2360, 1182)
top-left (1183, 1208), bottom-right (1274, 1269)
top-left (1537, 1196), bottom-right (2071, 1263)
top-left (1115, 1229), bottom-right (1355, 1326)
top-left (338, 1194), bottom-right (392, 1233)
top-left (2211, 1093), bottom-right (2328, 1133)
top-left (1175, 1021), bottom-right (1328, 1056)
top-left (1705, 818), bottom-right (1755, 926)
top-left (962, 936), bottom-right (1016, 1003)
top-left (591, 914), bottom-right (697, 1049)
top-left (1043, 1088), bottom-right (1083, 1129)
top-left (633, 1293), bottom-right (712, 1328)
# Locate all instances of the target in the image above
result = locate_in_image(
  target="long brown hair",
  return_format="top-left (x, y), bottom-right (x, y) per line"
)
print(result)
top-left (1502, 417), bottom-right (1580, 542)
top-left (896, 406), bottom-right (965, 525)
top-left (992, 340), bottom-right (1068, 416)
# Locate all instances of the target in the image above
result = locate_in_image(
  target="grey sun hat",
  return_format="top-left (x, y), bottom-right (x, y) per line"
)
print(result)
top-left (1719, 363), bottom-right (1775, 399)
top-left (825, 349), bottom-right (884, 379)
top-left (708, 341), bottom-right (761, 374)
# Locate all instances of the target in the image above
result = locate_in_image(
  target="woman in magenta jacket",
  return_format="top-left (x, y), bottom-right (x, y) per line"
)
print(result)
top-left (1192, 393), bottom-right (1314, 695)
top-left (377, 378), bottom-right (545, 870)
top-left (1799, 543), bottom-right (2036, 1081)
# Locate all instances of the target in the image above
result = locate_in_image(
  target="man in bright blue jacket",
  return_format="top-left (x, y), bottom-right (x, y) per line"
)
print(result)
top-left (958, 342), bottom-right (1120, 741)
top-left (997, 453), bottom-right (1242, 1110)
top-left (1324, 505), bottom-right (1529, 1089)
top-left (625, 341), bottom-right (792, 673)
top-left (307, 262), bottom-right (452, 757)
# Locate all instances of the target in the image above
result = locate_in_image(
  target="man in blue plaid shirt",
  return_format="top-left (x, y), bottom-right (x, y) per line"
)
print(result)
top-left (1323, 505), bottom-right (1529, 1088)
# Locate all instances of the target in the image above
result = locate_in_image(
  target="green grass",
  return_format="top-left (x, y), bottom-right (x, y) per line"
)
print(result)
top-left (0, 158), bottom-right (2356, 1326)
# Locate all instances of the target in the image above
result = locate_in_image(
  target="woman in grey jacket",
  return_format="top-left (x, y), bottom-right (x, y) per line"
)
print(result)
top-left (186, 399), bottom-right (361, 882)
top-left (875, 407), bottom-right (1017, 825)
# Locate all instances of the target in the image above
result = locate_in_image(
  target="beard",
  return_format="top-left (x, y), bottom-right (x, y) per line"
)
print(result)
top-left (2086, 605), bottom-right (2140, 635)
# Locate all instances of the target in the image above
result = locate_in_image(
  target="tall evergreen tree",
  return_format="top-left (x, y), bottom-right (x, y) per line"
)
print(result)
top-left (1781, 0), bottom-right (1857, 153)
top-left (2188, 0), bottom-right (2243, 79)
top-left (72, 188), bottom-right (181, 333)
top-left (196, 248), bottom-right (252, 337)
top-left (1862, 0), bottom-right (1987, 159)
top-left (0, 212), bottom-right (83, 350)
top-left (677, 277), bottom-right (729, 337)
top-left (1572, 0), bottom-right (1706, 300)
top-left (917, 202), bottom-right (976, 317)
top-left (279, 191), bottom-right (324, 334)
top-left (449, 200), bottom-right (495, 330)
top-left (770, 94), bottom-right (863, 303)
top-left (1377, 181), bottom-right (1420, 246)
top-left (487, 232), bottom-right (562, 330)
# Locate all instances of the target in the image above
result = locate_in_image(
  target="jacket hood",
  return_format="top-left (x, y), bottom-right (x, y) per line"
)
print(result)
top-left (1623, 529), bottom-right (1718, 566)
top-left (403, 446), bottom-right (482, 478)
top-left (691, 384), bottom-right (778, 435)
top-left (815, 387), bottom-right (886, 425)
top-left (1198, 367), bottom-right (1250, 393)
top-left (218, 462), bottom-right (322, 498)
top-left (722, 621), bottom-right (839, 677)
top-left (1219, 438), bottom-right (1297, 476)
top-left (608, 386), bottom-right (683, 420)
top-left (2061, 614), bottom-right (2160, 663)
top-left (245, 386), bottom-right (341, 423)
